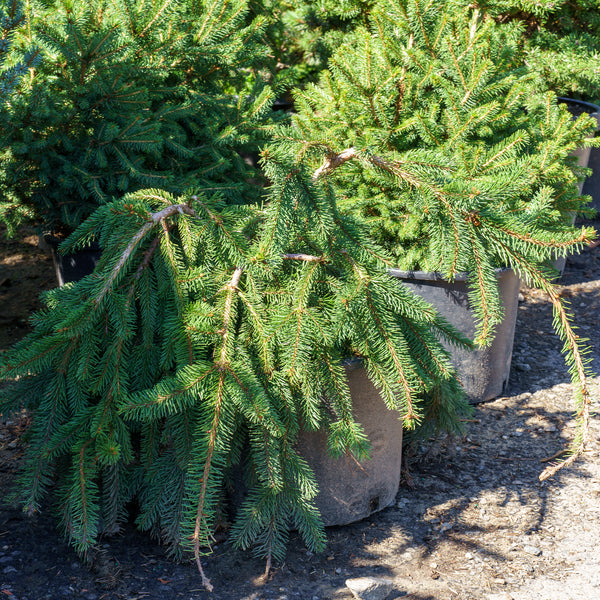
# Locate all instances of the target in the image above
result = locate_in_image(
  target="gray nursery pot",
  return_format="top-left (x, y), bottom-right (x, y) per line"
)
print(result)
top-left (558, 97), bottom-right (600, 192)
top-left (296, 362), bottom-right (403, 526)
top-left (230, 363), bottom-right (403, 527)
top-left (389, 268), bottom-right (520, 404)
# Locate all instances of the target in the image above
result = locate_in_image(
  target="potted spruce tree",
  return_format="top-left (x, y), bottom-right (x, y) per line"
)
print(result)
top-left (0, 0), bottom-right (472, 590)
top-left (288, 0), bottom-right (595, 437)
top-left (0, 0), bottom-right (276, 283)
top-left (0, 0), bottom-right (594, 589)
top-left (0, 150), bottom-right (471, 591)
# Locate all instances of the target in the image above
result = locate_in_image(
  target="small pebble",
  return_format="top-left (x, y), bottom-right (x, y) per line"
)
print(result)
top-left (345, 577), bottom-right (394, 600)
top-left (523, 545), bottom-right (542, 556)
top-left (515, 362), bottom-right (531, 371)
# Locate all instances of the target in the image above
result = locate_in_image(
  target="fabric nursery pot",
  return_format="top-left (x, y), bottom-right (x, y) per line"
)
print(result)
top-left (389, 268), bottom-right (520, 404)
top-left (295, 362), bottom-right (403, 527)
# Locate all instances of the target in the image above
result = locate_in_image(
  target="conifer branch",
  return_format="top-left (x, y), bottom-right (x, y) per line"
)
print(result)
top-left (345, 255), bottom-right (417, 423)
top-left (193, 266), bottom-right (243, 591)
top-left (312, 147), bottom-right (358, 180)
top-left (217, 267), bottom-right (244, 367)
top-left (95, 203), bottom-right (196, 305)
top-left (492, 238), bottom-right (592, 480)
top-left (282, 253), bottom-right (326, 262)
top-left (311, 146), bottom-right (461, 274)
top-left (490, 223), bottom-right (595, 249)
top-left (468, 227), bottom-right (494, 346)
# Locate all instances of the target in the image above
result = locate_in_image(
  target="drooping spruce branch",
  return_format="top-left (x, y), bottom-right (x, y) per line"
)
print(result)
top-left (0, 150), bottom-right (471, 588)
top-left (489, 234), bottom-right (594, 481)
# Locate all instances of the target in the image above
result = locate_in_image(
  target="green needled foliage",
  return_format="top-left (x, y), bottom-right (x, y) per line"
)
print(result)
top-left (248, 0), bottom-right (374, 86)
top-left (0, 0), bottom-right (42, 232)
top-left (288, 0), bottom-right (596, 476)
top-left (0, 151), bottom-right (471, 589)
top-left (1, 0), bottom-right (597, 587)
top-left (0, 0), bottom-right (41, 103)
top-left (476, 0), bottom-right (600, 101)
top-left (0, 0), bottom-right (277, 236)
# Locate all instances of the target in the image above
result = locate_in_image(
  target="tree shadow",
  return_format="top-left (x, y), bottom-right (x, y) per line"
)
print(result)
top-left (0, 225), bottom-right (56, 349)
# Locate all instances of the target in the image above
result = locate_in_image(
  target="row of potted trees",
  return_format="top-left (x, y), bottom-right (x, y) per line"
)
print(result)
top-left (0, 0), bottom-right (597, 589)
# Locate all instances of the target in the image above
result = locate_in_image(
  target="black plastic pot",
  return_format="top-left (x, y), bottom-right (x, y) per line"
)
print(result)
top-left (559, 97), bottom-right (600, 205)
top-left (389, 268), bottom-right (520, 404)
top-left (44, 235), bottom-right (101, 286)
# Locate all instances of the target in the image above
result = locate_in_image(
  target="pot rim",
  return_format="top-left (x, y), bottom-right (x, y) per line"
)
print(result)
top-left (557, 96), bottom-right (600, 114)
top-left (388, 267), bottom-right (514, 282)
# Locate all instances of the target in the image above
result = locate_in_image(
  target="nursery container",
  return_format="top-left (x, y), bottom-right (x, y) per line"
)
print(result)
top-left (295, 362), bottom-right (403, 526)
top-left (559, 98), bottom-right (600, 204)
top-left (389, 268), bottom-right (520, 403)
top-left (559, 97), bottom-right (600, 189)
top-left (230, 362), bottom-right (404, 527)
top-left (582, 141), bottom-right (600, 216)
top-left (44, 235), bottom-right (101, 286)
top-left (554, 99), bottom-right (600, 274)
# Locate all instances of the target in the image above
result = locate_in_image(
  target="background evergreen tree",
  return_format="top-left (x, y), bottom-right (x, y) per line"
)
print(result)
top-left (477, 0), bottom-right (600, 101)
top-left (289, 0), bottom-right (596, 476)
top-left (249, 0), bottom-right (374, 87)
top-left (1, 0), bottom-right (41, 104)
top-left (0, 0), bottom-right (42, 230)
top-left (0, 0), bottom-right (276, 236)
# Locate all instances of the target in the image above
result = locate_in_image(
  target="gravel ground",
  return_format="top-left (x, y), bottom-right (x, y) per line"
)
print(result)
top-left (0, 226), bottom-right (599, 600)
